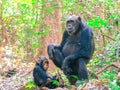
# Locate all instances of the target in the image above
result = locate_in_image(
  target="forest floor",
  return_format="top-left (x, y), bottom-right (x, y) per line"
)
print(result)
top-left (0, 61), bottom-right (114, 90)
top-left (0, 46), bottom-right (119, 90)
top-left (0, 63), bottom-right (34, 90)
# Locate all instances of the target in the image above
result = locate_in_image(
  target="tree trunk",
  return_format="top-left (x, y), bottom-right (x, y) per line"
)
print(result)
top-left (40, 0), bottom-right (62, 70)
top-left (0, 17), bottom-right (8, 46)
top-left (95, 4), bottom-right (105, 54)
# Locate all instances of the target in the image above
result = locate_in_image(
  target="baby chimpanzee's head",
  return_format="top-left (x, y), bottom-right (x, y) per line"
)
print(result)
top-left (38, 56), bottom-right (49, 71)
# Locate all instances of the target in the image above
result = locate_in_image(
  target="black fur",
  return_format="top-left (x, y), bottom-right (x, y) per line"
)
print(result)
top-left (33, 56), bottom-right (58, 88)
top-left (47, 15), bottom-right (95, 84)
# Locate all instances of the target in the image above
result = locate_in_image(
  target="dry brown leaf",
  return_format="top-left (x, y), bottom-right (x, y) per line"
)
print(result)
top-left (95, 80), bottom-right (109, 86)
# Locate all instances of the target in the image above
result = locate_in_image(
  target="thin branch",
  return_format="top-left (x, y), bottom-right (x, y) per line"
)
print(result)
top-left (101, 33), bottom-right (116, 41)
top-left (80, 82), bottom-right (88, 90)
top-left (100, 29), bottom-right (106, 46)
top-left (96, 63), bottom-right (120, 75)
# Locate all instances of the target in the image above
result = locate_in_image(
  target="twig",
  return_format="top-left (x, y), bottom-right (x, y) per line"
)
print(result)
top-left (80, 82), bottom-right (88, 90)
top-left (100, 29), bottom-right (106, 46)
top-left (96, 63), bottom-right (120, 75)
top-left (89, 70), bottom-right (99, 79)
top-left (101, 33), bottom-right (116, 41)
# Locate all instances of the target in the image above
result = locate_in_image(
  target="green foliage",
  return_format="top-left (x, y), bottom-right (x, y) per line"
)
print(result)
top-left (66, 82), bottom-right (71, 86)
top-left (60, 75), bottom-right (71, 86)
top-left (89, 58), bottom-right (99, 66)
top-left (105, 41), bottom-right (120, 61)
top-left (25, 81), bottom-right (36, 90)
top-left (87, 16), bottom-right (107, 29)
top-left (0, 0), bottom-right (120, 88)
top-left (52, 80), bottom-right (59, 85)
top-left (1, 0), bottom-right (119, 60)
top-left (101, 70), bottom-right (116, 80)
top-left (75, 81), bottom-right (84, 86)
top-left (99, 70), bottom-right (120, 89)
top-left (0, 0), bottom-right (53, 58)
top-left (71, 75), bottom-right (78, 79)
top-left (109, 80), bottom-right (120, 90)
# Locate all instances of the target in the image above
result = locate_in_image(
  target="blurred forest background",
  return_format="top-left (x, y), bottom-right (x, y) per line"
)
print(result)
top-left (0, 0), bottom-right (120, 90)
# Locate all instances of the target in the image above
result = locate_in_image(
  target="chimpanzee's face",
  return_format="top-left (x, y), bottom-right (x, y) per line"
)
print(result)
top-left (66, 15), bottom-right (81, 35)
top-left (43, 62), bottom-right (49, 71)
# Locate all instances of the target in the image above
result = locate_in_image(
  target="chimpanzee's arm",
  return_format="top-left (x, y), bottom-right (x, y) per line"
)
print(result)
top-left (46, 72), bottom-right (58, 80)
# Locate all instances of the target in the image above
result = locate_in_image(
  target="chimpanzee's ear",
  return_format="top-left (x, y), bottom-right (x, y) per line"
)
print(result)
top-left (77, 16), bottom-right (81, 22)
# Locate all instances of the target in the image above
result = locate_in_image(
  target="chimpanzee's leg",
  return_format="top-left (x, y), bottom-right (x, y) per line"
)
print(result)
top-left (77, 58), bottom-right (89, 81)
top-left (67, 75), bottom-right (77, 85)
top-left (47, 44), bottom-right (64, 68)
top-left (33, 66), bottom-right (47, 86)
top-left (65, 61), bottom-right (78, 85)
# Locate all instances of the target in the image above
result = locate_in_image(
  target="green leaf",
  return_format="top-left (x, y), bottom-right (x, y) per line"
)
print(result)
top-left (79, 6), bottom-right (83, 11)
top-left (108, 0), bottom-right (113, 2)
top-left (25, 81), bottom-right (36, 89)
top-left (32, 0), bottom-right (37, 5)
top-left (71, 75), bottom-right (78, 79)
top-left (21, 3), bottom-right (27, 7)
top-left (66, 82), bottom-right (71, 86)
top-left (52, 80), bottom-right (59, 85)
top-left (62, 77), bottom-right (68, 81)
top-left (100, 19), bottom-right (107, 26)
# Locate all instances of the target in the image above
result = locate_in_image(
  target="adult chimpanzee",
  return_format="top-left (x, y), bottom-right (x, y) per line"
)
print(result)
top-left (47, 15), bottom-right (95, 85)
top-left (33, 56), bottom-right (59, 89)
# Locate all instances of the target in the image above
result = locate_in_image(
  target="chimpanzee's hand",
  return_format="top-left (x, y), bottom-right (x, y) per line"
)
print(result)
top-left (61, 58), bottom-right (67, 70)
top-left (61, 58), bottom-right (72, 74)
top-left (62, 56), bottom-right (72, 68)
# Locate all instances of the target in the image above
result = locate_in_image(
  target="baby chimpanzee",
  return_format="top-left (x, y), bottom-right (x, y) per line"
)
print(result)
top-left (33, 56), bottom-right (59, 89)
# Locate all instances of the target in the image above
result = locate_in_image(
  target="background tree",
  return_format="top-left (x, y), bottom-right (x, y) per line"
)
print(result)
top-left (0, 0), bottom-right (120, 89)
